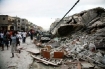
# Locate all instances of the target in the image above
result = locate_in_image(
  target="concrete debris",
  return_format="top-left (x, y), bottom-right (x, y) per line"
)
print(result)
top-left (33, 33), bottom-right (105, 68)
top-left (101, 55), bottom-right (105, 64)
top-left (50, 7), bottom-right (105, 36)
top-left (81, 62), bottom-right (94, 69)
top-left (27, 48), bottom-right (40, 54)
top-left (31, 7), bottom-right (105, 69)
top-left (31, 54), bottom-right (62, 66)
top-left (16, 54), bottom-right (20, 58)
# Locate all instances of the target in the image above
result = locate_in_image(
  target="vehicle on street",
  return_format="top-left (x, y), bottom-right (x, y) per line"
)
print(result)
top-left (40, 31), bottom-right (52, 43)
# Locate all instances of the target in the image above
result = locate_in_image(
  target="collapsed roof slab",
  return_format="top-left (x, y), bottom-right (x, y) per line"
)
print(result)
top-left (58, 25), bottom-right (73, 36)
top-left (58, 24), bottom-right (83, 36)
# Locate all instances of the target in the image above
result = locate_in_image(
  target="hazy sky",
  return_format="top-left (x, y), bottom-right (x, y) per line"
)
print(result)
top-left (0, 0), bottom-right (105, 30)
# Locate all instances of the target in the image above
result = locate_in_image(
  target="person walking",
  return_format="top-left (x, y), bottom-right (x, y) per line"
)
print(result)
top-left (9, 30), bottom-right (13, 45)
top-left (11, 32), bottom-right (17, 58)
top-left (30, 29), bottom-right (34, 40)
top-left (16, 32), bottom-right (21, 46)
top-left (0, 31), bottom-right (4, 51)
top-left (3, 32), bottom-right (9, 50)
top-left (22, 30), bottom-right (27, 43)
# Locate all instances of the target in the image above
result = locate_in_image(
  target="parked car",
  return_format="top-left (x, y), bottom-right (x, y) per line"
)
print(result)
top-left (40, 32), bottom-right (52, 43)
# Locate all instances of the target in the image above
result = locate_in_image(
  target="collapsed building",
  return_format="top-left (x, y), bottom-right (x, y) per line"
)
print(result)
top-left (50, 7), bottom-right (105, 36)
top-left (30, 7), bottom-right (105, 69)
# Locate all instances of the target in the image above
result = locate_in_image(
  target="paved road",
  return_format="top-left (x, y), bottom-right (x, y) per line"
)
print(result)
top-left (0, 37), bottom-right (34, 69)
top-left (0, 37), bottom-right (61, 69)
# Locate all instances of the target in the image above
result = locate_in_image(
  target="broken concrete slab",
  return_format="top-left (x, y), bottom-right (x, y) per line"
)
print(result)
top-left (50, 7), bottom-right (105, 36)
top-left (31, 55), bottom-right (58, 66)
top-left (27, 48), bottom-right (40, 54)
top-left (58, 24), bottom-right (83, 36)
top-left (81, 62), bottom-right (94, 69)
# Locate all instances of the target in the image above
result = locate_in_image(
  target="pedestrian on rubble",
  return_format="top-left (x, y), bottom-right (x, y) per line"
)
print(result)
top-left (11, 32), bottom-right (17, 58)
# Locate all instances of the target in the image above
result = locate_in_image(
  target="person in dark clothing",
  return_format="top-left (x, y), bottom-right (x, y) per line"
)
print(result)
top-left (30, 29), bottom-right (34, 40)
top-left (3, 33), bottom-right (9, 50)
top-left (0, 31), bottom-right (4, 51)
top-left (30, 32), bottom-right (33, 40)
top-left (16, 32), bottom-right (20, 46)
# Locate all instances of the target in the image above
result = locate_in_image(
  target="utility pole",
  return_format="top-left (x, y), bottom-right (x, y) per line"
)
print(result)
top-left (50, 0), bottom-right (80, 32)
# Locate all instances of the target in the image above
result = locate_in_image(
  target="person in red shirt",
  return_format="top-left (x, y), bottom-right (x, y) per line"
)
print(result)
top-left (9, 30), bottom-right (13, 45)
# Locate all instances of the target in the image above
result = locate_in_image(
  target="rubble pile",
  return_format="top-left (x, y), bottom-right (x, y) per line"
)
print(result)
top-left (31, 31), bottom-right (105, 69)
top-left (58, 31), bottom-right (105, 68)
top-left (31, 7), bottom-right (105, 69)
top-left (50, 7), bottom-right (105, 36)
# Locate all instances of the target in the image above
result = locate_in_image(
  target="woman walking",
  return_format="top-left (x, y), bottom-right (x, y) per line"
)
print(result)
top-left (11, 32), bottom-right (17, 58)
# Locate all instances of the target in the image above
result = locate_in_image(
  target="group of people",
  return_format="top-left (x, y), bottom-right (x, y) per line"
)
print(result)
top-left (0, 29), bottom-right (42, 58)
top-left (0, 30), bottom-right (27, 58)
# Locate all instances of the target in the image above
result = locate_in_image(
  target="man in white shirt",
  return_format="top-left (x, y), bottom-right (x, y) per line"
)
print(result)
top-left (22, 31), bottom-right (27, 43)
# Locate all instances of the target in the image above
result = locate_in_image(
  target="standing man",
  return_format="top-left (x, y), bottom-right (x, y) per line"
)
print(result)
top-left (3, 32), bottom-right (9, 50)
top-left (22, 30), bottom-right (27, 43)
top-left (30, 29), bottom-right (34, 40)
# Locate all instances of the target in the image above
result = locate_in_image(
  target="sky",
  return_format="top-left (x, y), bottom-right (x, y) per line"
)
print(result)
top-left (0, 0), bottom-right (105, 30)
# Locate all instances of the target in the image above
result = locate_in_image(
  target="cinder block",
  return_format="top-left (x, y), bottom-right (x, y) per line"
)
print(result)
top-left (41, 50), bottom-right (50, 59)
top-left (53, 52), bottom-right (64, 59)
top-left (40, 48), bottom-right (48, 55)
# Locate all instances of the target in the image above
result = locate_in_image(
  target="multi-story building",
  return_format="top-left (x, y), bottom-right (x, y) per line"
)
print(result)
top-left (0, 15), bottom-right (16, 31)
top-left (0, 15), bottom-right (38, 32)
top-left (13, 17), bottom-right (30, 31)
top-left (21, 18), bottom-right (28, 31)
top-left (13, 17), bottom-right (22, 31)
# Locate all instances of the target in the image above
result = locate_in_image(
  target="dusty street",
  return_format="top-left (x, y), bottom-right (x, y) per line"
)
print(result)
top-left (0, 37), bottom-right (61, 69)
top-left (0, 37), bottom-right (34, 69)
